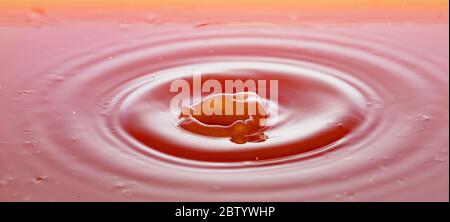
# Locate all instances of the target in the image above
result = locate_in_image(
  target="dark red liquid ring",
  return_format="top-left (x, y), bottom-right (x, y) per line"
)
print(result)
top-left (119, 71), bottom-right (366, 162)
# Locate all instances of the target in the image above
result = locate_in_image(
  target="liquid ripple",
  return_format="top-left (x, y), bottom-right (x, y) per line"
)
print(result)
top-left (2, 25), bottom-right (448, 201)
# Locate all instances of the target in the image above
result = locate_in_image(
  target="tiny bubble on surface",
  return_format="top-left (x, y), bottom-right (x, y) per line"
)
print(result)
top-left (144, 13), bottom-right (161, 24)
top-left (416, 114), bottom-right (431, 121)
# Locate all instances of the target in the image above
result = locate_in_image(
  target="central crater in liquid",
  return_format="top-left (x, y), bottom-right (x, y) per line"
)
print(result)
top-left (178, 92), bottom-right (270, 144)
top-left (118, 61), bottom-right (366, 163)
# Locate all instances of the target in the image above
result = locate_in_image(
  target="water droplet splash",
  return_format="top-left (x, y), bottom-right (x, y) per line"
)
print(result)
top-left (178, 92), bottom-right (269, 144)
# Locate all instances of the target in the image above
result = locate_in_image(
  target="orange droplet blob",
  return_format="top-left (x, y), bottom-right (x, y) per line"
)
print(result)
top-left (178, 92), bottom-right (269, 144)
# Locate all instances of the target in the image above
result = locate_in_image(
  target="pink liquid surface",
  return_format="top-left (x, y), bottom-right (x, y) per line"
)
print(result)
top-left (0, 7), bottom-right (448, 201)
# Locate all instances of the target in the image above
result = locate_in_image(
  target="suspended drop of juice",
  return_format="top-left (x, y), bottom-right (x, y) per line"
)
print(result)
top-left (144, 13), bottom-right (161, 24)
top-left (27, 7), bottom-right (46, 23)
top-left (118, 22), bottom-right (132, 31)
